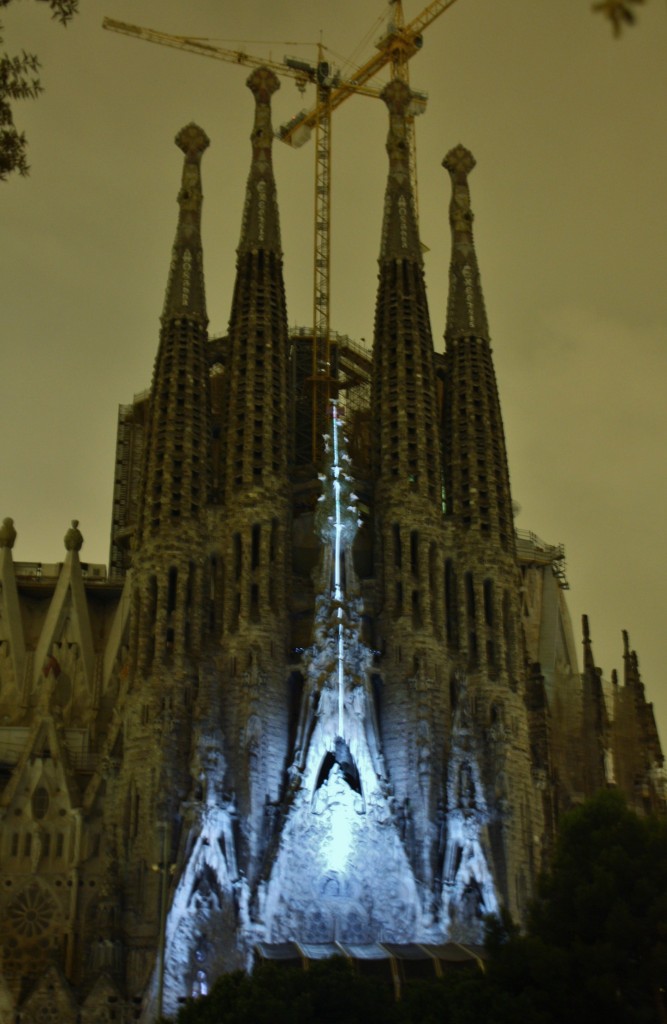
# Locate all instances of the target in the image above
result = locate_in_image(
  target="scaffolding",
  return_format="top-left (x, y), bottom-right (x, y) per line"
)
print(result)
top-left (290, 326), bottom-right (372, 470)
top-left (515, 528), bottom-right (570, 590)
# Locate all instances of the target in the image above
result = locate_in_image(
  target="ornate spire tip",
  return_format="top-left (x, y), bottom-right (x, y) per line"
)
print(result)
top-left (175, 123), bottom-right (210, 160)
top-left (247, 66), bottom-right (280, 101)
top-left (443, 144), bottom-right (476, 179)
top-left (381, 78), bottom-right (414, 115)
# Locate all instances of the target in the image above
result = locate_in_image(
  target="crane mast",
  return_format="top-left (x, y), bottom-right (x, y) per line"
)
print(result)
top-left (311, 51), bottom-right (334, 464)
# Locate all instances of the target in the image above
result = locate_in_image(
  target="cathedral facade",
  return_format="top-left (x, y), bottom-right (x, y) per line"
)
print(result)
top-left (0, 71), bottom-right (663, 1023)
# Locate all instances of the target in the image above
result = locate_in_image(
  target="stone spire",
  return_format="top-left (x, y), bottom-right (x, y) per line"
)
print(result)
top-left (162, 123), bottom-right (209, 324)
top-left (441, 145), bottom-right (513, 552)
top-left (614, 630), bottom-right (665, 812)
top-left (443, 145), bottom-right (489, 343)
top-left (216, 69), bottom-right (291, 850)
top-left (372, 79), bottom-right (441, 507)
top-left (237, 67), bottom-right (282, 256)
top-left (371, 80), bottom-right (446, 887)
top-left (379, 79), bottom-right (422, 264)
top-left (580, 615), bottom-right (608, 794)
top-left (137, 124), bottom-right (211, 546)
top-left (220, 67), bottom-right (289, 497)
top-left (582, 613), bottom-right (597, 675)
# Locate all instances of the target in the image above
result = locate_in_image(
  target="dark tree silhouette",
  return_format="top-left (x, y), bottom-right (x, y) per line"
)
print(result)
top-left (0, 0), bottom-right (78, 180)
top-left (485, 790), bottom-right (667, 1024)
top-left (593, 0), bottom-right (646, 35)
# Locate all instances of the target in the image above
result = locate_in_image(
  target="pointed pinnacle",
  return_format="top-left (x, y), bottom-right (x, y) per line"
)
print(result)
top-left (581, 614), bottom-right (596, 673)
top-left (379, 79), bottom-right (421, 263)
top-left (238, 67), bottom-right (282, 256)
top-left (162, 123), bottom-right (209, 324)
top-left (443, 143), bottom-right (490, 343)
top-left (176, 122), bottom-right (210, 161)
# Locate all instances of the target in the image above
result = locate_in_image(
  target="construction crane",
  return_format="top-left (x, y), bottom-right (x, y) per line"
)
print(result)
top-left (278, 0), bottom-right (461, 457)
top-left (280, 0), bottom-right (461, 213)
top-left (103, 1), bottom-right (461, 462)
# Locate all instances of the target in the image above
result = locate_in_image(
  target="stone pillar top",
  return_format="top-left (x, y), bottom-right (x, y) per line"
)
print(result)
top-left (0, 517), bottom-right (16, 549)
top-left (64, 519), bottom-right (83, 552)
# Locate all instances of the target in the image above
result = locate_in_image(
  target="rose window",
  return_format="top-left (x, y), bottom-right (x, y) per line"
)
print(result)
top-left (6, 884), bottom-right (57, 938)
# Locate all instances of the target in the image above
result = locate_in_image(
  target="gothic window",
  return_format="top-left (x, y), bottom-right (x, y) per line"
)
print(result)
top-left (250, 583), bottom-right (260, 622)
top-left (503, 590), bottom-right (514, 677)
top-left (445, 559), bottom-right (459, 650)
top-left (483, 579), bottom-right (494, 627)
top-left (429, 543), bottom-right (440, 634)
top-left (410, 530), bottom-right (419, 578)
top-left (251, 524), bottom-right (261, 570)
top-left (233, 533), bottom-right (242, 581)
top-left (392, 523), bottom-right (402, 568)
top-left (167, 567), bottom-right (178, 615)
top-left (412, 590), bottom-right (422, 629)
top-left (32, 786), bottom-right (49, 820)
top-left (465, 572), bottom-right (476, 618)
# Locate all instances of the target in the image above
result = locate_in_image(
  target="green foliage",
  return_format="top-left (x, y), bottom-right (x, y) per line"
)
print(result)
top-left (173, 959), bottom-right (400, 1024)
top-left (489, 790), bottom-right (667, 1023)
top-left (0, 0), bottom-right (78, 180)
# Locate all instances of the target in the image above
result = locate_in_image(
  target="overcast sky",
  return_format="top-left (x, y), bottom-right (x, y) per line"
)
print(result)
top-left (2, 0), bottom-right (666, 745)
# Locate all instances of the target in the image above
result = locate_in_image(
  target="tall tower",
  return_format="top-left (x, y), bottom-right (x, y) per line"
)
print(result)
top-left (371, 80), bottom-right (447, 884)
top-left (112, 123), bottom-right (212, 994)
top-left (441, 145), bottom-right (543, 921)
top-left (216, 68), bottom-right (292, 866)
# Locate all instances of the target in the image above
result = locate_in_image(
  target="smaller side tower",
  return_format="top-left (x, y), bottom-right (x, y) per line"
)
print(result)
top-left (440, 146), bottom-right (544, 923)
top-left (580, 615), bottom-right (610, 796)
top-left (612, 630), bottom-right (665, 814)
top-left (110, 124), bottom-right (213, 996)
top-left (371, 80), bottom-right (447, 886)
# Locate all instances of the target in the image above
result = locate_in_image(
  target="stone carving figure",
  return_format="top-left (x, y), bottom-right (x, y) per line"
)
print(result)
top-left (0, 517), bottom-right (16, 548)
top-left (64, 520), bottom-right (83, 552)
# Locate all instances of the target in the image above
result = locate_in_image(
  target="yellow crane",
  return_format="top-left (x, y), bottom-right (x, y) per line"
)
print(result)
top-left (103, 0), bottom-right (461, 462)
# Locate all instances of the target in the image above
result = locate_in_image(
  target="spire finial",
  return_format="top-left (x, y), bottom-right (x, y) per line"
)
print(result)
top-left (237, 67), bottom-right (282, 255)
top-left (64, 519), bottom-right (83, 552)
top-left (0, 517), bottom-right (16, 549)
top-left (175, 122), bottom-right (209, 161)
top-left (582, 614), bottom-right (597, 673)
top-left (379, 79), bottom-right (421, 263)
top-left (443, 144), bottom-right (489, 342)
top-left (582, 614), bottom-right (591, 644)
top-left (162, 122), bottom-right (209, 324)
top-left (247, 66), bottom-right (280, 105)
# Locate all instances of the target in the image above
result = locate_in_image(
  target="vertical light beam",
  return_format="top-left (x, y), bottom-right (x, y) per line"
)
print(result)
top-left (332, 400), bottom-right (345, 738)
